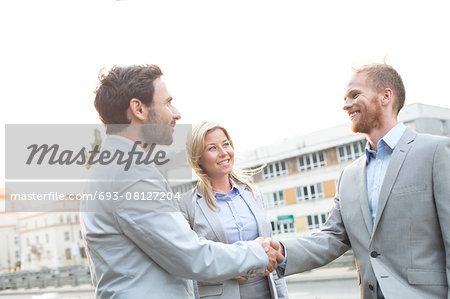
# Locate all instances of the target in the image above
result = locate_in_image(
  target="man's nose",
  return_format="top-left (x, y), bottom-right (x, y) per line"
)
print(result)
top-left (343, 98), bottom-right (353, 111)
top-left (172, 105), bottom-right (181, 120)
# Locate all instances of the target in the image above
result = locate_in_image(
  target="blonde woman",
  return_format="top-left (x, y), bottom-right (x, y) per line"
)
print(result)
top-left (179, 122), bottom-right (289, 299)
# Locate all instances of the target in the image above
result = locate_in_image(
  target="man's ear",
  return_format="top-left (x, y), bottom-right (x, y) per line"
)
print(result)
top-left (381, 88), bottom-right (393, 107)
top-left (129, 98), bottom-right (147, 121)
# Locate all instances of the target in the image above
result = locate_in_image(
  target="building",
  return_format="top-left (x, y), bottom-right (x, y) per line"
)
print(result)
top-left (0, 191), bottom-right (21, 271)
top-left (17, 211), bottom-right (85, 270)
top-left (1, 189), bottom-right (87, 271)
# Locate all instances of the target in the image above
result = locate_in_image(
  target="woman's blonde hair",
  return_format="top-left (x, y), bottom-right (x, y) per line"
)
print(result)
top-left (186, 121), bottom-right (262, 210)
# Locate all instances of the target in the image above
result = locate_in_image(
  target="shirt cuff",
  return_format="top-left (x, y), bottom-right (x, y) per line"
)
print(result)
top-left (276, 241), bottom-right (287, 277)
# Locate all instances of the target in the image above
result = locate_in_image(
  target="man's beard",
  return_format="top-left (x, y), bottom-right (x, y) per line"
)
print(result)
top-left (351, 101), bottom-right (381, 134)
top-left (139, 112), bottom-right (173, 146)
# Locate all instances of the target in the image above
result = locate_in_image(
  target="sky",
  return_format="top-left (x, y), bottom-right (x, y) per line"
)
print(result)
top-left (1, 0), bottom-right (450, 187)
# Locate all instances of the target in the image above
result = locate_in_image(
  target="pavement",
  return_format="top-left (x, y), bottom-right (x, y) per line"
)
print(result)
top-left (283, 266), bottom-right (357, 283)
top-left (0, 267), bottom-right (357, 297)
top-left (0, 284), bottom-right (94, 297)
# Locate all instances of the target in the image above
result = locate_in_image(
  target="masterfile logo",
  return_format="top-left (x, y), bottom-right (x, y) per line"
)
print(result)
top-left (5, 124), bottom-right (192, 212)
top-left (26, 141), bottom-right (170, 171)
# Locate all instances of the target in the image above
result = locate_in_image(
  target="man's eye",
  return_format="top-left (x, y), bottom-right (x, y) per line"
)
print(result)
top-left (353, 93), bottom-right (359, 99)
top-left (208, 146), bottom-right (216, 151)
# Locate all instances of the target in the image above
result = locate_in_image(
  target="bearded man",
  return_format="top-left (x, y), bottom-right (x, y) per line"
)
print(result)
top-left (274, 63), bottom-right (450, 299)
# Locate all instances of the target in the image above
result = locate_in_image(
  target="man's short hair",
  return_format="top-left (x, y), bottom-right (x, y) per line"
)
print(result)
top-left (94, 64), bottom-right (163, 133)
top-left (354, 63), bottom-right (406, 115)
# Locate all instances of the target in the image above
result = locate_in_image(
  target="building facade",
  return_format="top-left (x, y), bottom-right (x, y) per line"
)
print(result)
top-left (1, 188), bottom-right (87, 272)
top-left (0, 193), bottom-right (21, 271)
top-left (17, 212), bottom-right (86, 270)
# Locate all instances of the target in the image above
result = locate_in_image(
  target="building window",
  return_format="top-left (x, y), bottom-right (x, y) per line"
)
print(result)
top-left (60, 216), bottom-right (63, 224)
top-left (298, 151), bottom-right (327, 171)
top-left (307, 213), bottom-right (328, 230)
top-left (26, 237), bottom-right (29, 246)
top-left (65, 248), bottom-right (71, 260)
top-left (441, 120), bottom-right (448, 135)
top-left (262, 161), bottom-right (288, 180)
top-left (45, 234), bottom-right (49, 243)
top-left (80, 247), bottom-right (87, 258)
top-left (337, 140), bottom-right (366, 162)
top-left (67, 215), bottom-right (71, 223)
top-left (296, 183), bottom-right (324, 202)
top-left (74, 215), bottom-right (79, 223)
top-left (270, 221), bottom-right (295, 235)
top-left (64, 232), bottom-right (70, 241)
top-left (14, 236), bottom-right (19, 245)
top-left (263, 191), bottom-right (285, 208)
top-left (15, 251), bottom-right (20, 259)
top-left (35, 235), bottom-right (39, 243)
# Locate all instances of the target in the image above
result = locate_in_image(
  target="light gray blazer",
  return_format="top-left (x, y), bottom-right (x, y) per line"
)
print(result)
top-left (179, 182), bottom-right (289, 299)
top-left (80, 136), bottom-right (269, 299)
top-left (282, 128), bottom-right (450, 299)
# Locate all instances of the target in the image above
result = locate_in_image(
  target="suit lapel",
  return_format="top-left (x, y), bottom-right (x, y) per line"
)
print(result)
top-left (372, 128), bottom-right (416, 233)
top-left (237, 184), bottom-right (267, 237)
top-left (355, 157), bottom-right (374, 234)
top-left (196, 193), bottom-right (228, 243)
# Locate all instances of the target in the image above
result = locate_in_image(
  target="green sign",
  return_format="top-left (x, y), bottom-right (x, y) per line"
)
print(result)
top-left (277, 215), bottom-right (294, 225)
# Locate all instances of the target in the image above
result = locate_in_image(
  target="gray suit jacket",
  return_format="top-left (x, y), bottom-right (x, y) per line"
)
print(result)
top-left (282, 128), bottom-right (450, 299)
top-left (80, 136), bottom-right (269, 298)
top-left (179, 182), bottom-right (289, 299)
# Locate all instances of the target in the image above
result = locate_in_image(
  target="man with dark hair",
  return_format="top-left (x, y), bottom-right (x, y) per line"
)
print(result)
top-left (273, 63), bottom-right (450, 298)
top-left (94, 65), bottom-right (164, 133)
top-left (94, 65), bottom-right (177, 145)
top-left (81, 64), bottom-right (283, 298)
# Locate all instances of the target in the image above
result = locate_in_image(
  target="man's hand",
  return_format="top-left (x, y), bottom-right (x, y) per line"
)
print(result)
top-left (255, 237), bottom-right (285, 276)
top-left (233, 274), bottom-right (256, 282)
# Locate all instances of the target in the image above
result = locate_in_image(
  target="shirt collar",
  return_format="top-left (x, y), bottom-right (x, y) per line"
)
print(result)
top-left (365, 123), bottom-right (406, 162)
top-left (214, 179), bottom-right (241, 201)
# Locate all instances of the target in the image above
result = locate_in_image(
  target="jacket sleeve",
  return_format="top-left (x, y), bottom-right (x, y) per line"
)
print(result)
top-left (114, 179), bottom-right (269, 282)
top-left (283, 170), bottom-right (351, 276)
top-left (433, 137), bottom-right (450, 297)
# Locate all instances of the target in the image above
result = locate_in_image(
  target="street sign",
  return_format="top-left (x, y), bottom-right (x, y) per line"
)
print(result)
top-left (277, 215), bottom-right (294, 225)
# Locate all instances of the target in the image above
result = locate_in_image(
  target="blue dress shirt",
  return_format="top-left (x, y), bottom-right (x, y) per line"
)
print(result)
top-left (365, 123), bottom-right (406, 224)
top-left (214, 181), bottom-right (259, 244)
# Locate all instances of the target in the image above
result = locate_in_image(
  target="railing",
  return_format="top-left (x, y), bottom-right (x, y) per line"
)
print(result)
top-left (0, 265), bottom-right (92, 291)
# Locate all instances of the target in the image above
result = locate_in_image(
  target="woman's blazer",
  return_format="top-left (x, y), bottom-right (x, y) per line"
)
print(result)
top-left (178, 182), bottom-right (289, 299)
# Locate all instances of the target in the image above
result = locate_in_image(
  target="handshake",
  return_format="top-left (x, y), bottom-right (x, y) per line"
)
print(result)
top-left (235, 237), bottom-right (285, 282)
